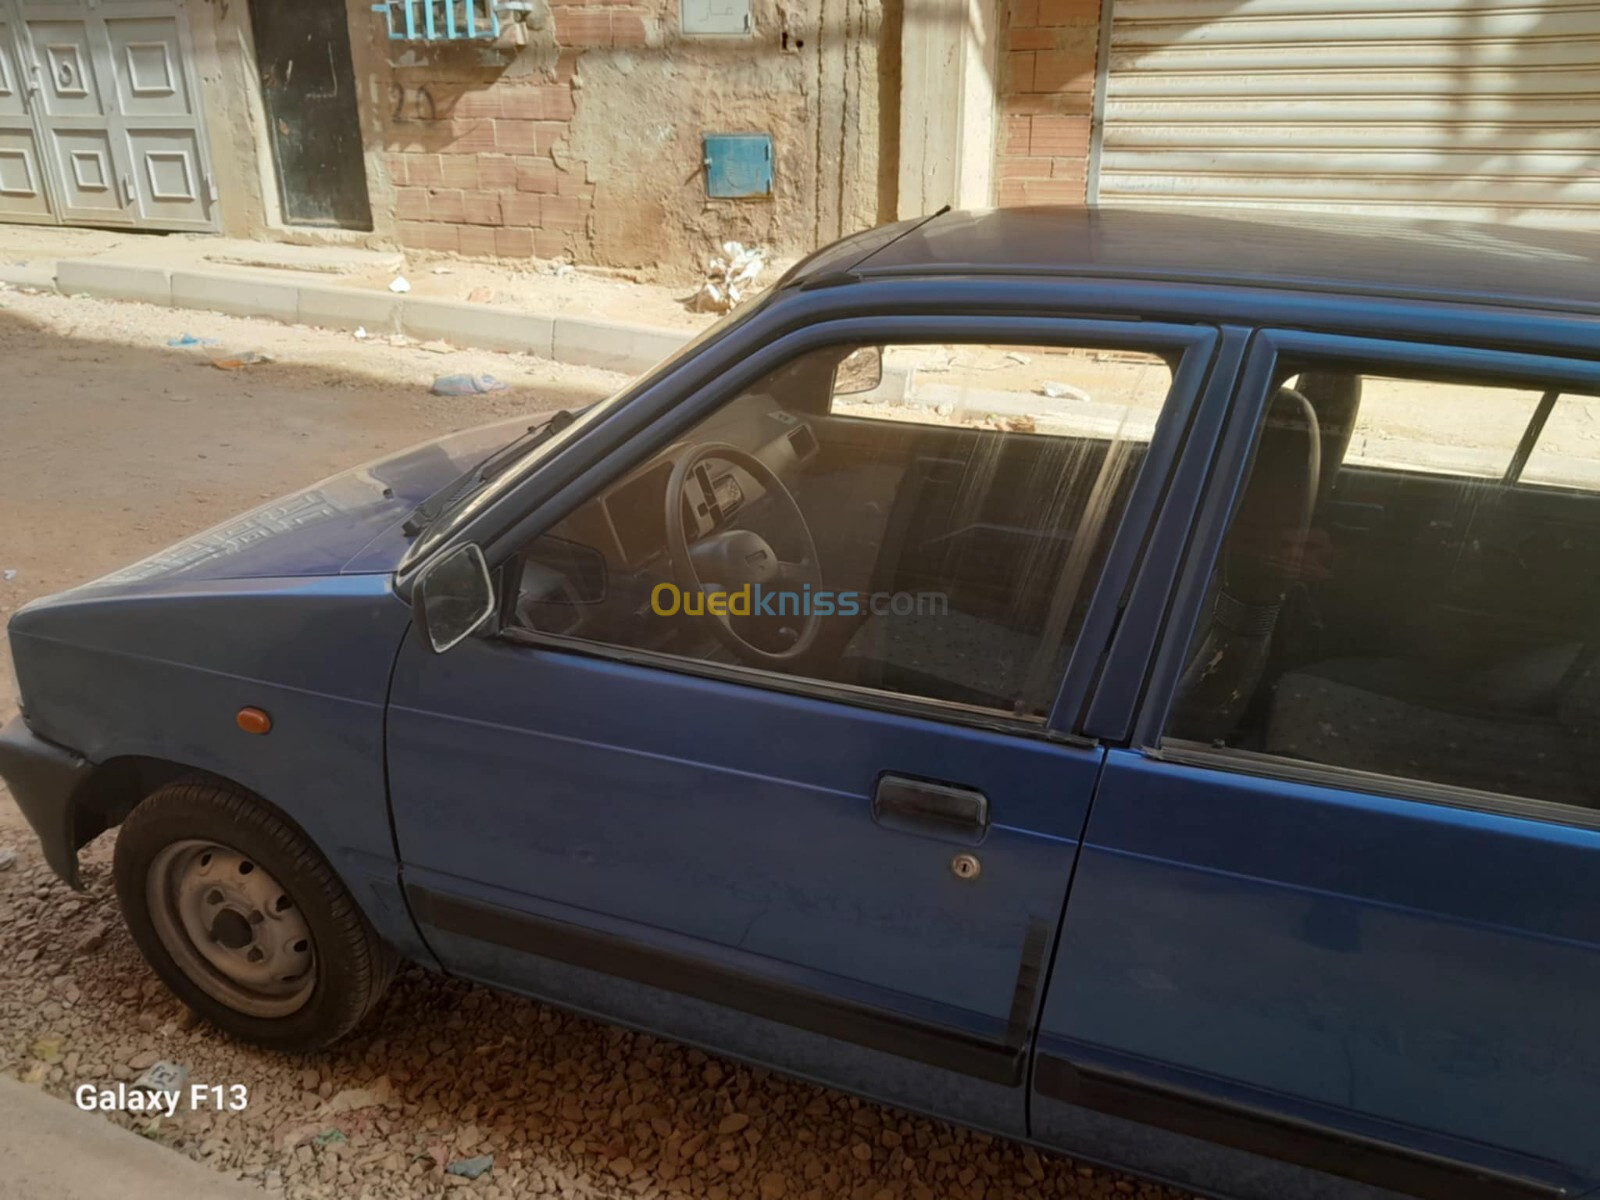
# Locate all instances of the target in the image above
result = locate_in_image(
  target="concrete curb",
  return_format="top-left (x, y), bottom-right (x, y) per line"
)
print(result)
top-left (0, 263), bottom-right (57, 290)
top-left (49, 257), bottom-right (693, 377)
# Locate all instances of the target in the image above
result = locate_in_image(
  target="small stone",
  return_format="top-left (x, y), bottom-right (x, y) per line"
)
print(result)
top-left (299, 1068), bottom-right (320, 1090)
top-left (127, 1049), bottom-right (161, 1071)
top-left (0, 848), bottom-right (16, 871)
top-left (852, 1143), bottom-right (874, 1162)
top-left (76, 922), bottom-right (107, 954)
top-left (718, 1113), bottom-right (750, 1135)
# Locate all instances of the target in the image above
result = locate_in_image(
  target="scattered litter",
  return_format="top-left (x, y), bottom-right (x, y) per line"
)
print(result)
top-left (418, 339), bottom-right (454, 354)
top-left (1039, 380), bottom-right (1092, 402)
top-left (133, 1060), bottom-right (188, 1098)
top-left (20, 1062), bottom-right (47, 1085)
top-left (467, 286), bottom-right (492, 303)
top-left (387, 333), bottom-right (415, 348)
top-left (1005, 414), bottom-right (1038, 434)
top-left (312, 1129), bottom-right (349, 1148)
top-left (389, 276), bottom-right (412, 294)
top-left (432, 373), bottom-right (509, 397)
top-left (446, 1155), bottom-right (494, 1180)
top-left (694, 240), bottom-right (766, 313)
top-left (2, 569), bottom-right (14, 582)
top-left (430, 267), bottom-right (455, 275)
top-left (353, 326), bottom-right (369, 341)
top-left (30, 1036), bottom-right (62, 1063)
top-left (167, 333), bottom-right (219, 348)
top-left (1005, 351), bottom-right (1032, 365)
top-left (554, 263), bottom-right (574, 278)
top-left (209, 350), bottom-right (274, 370)
top-left (0, 847), bottom-right (16, 870)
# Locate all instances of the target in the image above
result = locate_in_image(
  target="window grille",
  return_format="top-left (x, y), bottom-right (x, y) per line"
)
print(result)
top-left (373, 0), bottom-right (501, 42)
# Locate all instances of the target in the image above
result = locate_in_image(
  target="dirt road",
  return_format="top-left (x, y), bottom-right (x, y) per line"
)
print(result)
top-left (0, 289), bottom-right (1187, 1200)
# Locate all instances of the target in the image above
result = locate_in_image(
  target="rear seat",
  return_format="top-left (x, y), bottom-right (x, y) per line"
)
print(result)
top-left (1265, 644), bottom-right (1600, 807)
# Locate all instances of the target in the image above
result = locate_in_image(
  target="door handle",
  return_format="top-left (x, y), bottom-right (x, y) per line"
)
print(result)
top-left (872, 774), bottom-right (989, 845)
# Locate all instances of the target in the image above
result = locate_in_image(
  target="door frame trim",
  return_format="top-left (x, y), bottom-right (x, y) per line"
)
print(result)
top-left (408, 883), bottom-right (1050, 1086)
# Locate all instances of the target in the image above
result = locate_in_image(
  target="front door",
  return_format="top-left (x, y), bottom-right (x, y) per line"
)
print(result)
top-left (1034, 331), bottom-right (1600, 1198)
top-left (2, 0), bottom-right (217, 230)
top-left (388, 317), bottom-right (1214, 1132)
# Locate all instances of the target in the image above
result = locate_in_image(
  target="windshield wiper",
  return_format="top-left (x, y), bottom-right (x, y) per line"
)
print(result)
top-left (402, 408), bottom-right (578, 538)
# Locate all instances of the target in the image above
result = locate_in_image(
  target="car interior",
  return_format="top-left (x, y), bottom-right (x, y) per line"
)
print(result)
top-left (1169, 369), bottom-right (1600, 810)
top-left (509, 342), bottom-right (1171, 718)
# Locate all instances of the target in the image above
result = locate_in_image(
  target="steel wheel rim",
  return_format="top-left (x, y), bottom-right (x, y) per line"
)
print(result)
top-left (146, 839), bottom-right (316, 1018)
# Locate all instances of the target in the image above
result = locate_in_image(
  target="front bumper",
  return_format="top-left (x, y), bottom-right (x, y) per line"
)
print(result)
top-left (0, 716), bottom-right (94, 889)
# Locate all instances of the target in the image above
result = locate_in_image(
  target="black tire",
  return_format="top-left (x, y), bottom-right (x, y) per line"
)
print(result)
top-left (113, 776), bottom-right (396, 1052)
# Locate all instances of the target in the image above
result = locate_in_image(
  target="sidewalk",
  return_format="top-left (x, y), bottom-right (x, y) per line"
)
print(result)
top-left (0, 226), bottom-right (729, 376)
top-left (0, 1078), bottom-right (264, 1200)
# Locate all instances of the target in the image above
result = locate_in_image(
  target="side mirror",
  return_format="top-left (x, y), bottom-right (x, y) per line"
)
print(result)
top-left (416, 544), bottom-right (496, 654)
top-left (831, 345), bottom-right (884, 397)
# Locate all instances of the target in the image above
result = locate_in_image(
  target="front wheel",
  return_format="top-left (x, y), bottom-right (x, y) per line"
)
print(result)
top-left (113, 778), bottom-right (395, 1052)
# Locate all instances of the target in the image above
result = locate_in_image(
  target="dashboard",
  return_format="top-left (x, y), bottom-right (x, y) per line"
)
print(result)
top-left (553, 394), bottom-right (820, 571)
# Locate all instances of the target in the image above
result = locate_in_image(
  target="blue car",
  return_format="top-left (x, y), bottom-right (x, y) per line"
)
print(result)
top-left (5, 207), bottom-right (1600, 1200)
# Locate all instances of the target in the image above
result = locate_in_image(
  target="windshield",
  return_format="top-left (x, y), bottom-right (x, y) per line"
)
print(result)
top-left (400, 291), bottom-right (772, 570)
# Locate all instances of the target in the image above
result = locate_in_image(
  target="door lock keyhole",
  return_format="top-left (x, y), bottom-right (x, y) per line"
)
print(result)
top-left (950, 853), bottom-right (982, 881)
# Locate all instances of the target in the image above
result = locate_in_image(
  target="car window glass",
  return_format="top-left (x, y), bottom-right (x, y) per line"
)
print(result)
top-left (1167, 362), bottom-right (1600, 812)
top-left (1331, 374), bottom-right (1544, 478)
top-left (836, 344), bottom-right (1172, 443)
top-left (1521, 394), bottom-right (1600, 492)
top-left (512, 341), bottom-right (1175, 721)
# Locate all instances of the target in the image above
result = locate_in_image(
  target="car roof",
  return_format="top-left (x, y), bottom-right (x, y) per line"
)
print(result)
top-left (838, 206), bottom-right (1600, 317)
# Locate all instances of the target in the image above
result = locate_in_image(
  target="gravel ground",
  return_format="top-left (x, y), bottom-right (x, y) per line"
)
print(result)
top-left (0, 286), bottom-right (1195, 1200)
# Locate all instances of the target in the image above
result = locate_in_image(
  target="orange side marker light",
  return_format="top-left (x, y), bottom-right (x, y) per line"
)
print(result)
top-left (236, 707), bottom-right (273, 735)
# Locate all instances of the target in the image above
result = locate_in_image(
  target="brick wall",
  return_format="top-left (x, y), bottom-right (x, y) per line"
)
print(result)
top-left (996, 0), bottom-right (1099, 206)
top-left (380, 3), bottom-right (650, 262)
top-left (363, 0), bottom-right (888, 277)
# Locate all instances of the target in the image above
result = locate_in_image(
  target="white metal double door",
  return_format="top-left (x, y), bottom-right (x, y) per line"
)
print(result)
top-left (0, 0), bottom-right (216, 230)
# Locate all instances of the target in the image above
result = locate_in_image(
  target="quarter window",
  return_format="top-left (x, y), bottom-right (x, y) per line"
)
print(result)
top-left (513, 340), bottom-right (1175, 720)
top-left (1167, 362), bottom-right (1600, 812)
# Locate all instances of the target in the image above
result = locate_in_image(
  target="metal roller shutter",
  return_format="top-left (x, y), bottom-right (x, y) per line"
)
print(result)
top-left (1095, 0), bottom-right (1600, 227)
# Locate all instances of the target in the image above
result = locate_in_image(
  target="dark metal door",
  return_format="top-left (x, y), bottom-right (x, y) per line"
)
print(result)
top-left (249, 0), bottom-right (371, 230)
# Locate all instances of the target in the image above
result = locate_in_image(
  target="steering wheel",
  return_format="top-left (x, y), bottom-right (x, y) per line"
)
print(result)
top-left (665, 442), bottom-right (823, 665)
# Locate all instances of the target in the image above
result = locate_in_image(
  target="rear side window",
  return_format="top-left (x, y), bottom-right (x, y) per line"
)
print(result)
top-left (1338, 375), bottom-right (1545, 478)
top-left (1165, 362), bottom-right (1600, 813)
top-left (1521, 394), bottom-right (1600, 492)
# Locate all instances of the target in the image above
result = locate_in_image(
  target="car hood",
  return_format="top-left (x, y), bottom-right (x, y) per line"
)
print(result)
top-left (61, 418), bottom-right (535, 593)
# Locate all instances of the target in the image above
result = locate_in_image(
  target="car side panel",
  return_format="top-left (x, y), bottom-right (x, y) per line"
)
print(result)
top-left (1034, 752), bottom-right (1600, 1198)
top-left (5, 576), bottom-right (428, 962)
